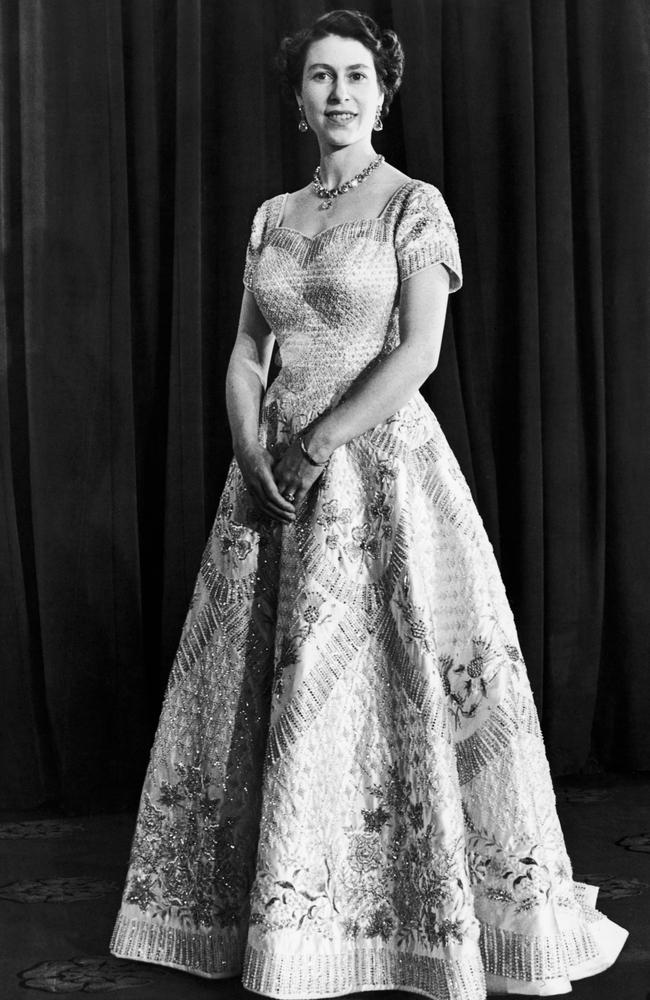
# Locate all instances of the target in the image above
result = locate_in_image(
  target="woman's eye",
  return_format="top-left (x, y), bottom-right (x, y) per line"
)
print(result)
top-left (350, 72), bottom-right (366, 81)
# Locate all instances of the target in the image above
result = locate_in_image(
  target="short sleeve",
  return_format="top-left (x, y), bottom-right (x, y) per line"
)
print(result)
top-left (394, 182), bottom-right (463, 292)
top-left (242, 201), bottom-right (268, 291)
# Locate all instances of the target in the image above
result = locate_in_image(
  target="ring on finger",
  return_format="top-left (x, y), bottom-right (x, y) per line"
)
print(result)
top-left (283, 489), bottom-right (296, 501)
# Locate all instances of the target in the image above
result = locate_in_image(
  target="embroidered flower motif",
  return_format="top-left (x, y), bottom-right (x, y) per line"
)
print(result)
top-left (466, 851), bottom-right (488, 884)
top-left (485, 886), bottom-right (516, 906)
top-left (220, 524), bottom-right (254, 561)
top-left (316, 498), bottom-right (352, 529)
top-left (346, 522), bottom-right (380, 560)
top-left (362, 805), bottom-right (390, 833)
top-left (277, 636), bottom-right (299, 670)
top-left (439, 655), bottom-right (454, 695)
top-left (376, 461), bottom-right (398, 483)
top-left (407, 801), bottom-right (424, 833)
top-left (348, 833), bottom-right (383, 873)
top-left (467, 652), bottom-right (486, 678)
top-left (158, 782), bottom-right (185, 808)
top-left (441, 631), bottom-right (506, 726)
top-left (343, 917), bottom-right (361, 939)
top-left (126, 874), bottom-right (157, 908)
top-left (426, 916), bottom-right (464, 947)
top-left (466, 823), bottom-right (553, 913)
top-left (249, 861), bottom-right (336, 937)
top-left (396, 590), bottom-right (434, 652)
top-left (369, 764), bottom-right (411, 814)
top-left (394, 882), bottom-right (420, 925)
top-left (218, 489), bottom-right (234, 519)
top-left (365, 903), bottom-right (394, 941)
top-left (369, 491), bottom-right (392, 522)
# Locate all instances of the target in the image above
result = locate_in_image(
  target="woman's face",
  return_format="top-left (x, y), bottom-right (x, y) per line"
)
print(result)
top-left (298, 34), bottom-right (384, 149)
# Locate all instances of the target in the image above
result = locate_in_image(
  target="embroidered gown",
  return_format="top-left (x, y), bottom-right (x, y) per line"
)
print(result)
top-left (111, 180), bottom-right (627, 999)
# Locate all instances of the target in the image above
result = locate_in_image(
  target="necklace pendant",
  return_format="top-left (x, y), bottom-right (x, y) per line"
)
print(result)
top-left (312, 154), bottom-right (384, 211)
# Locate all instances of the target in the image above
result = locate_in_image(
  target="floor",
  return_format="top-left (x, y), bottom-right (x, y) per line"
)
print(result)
top-left (1, 773), bottom-right (648, 1000)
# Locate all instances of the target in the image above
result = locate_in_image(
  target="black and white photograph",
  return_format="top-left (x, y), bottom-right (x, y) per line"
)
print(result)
top-left (1, 2), bottom-right (649, 999)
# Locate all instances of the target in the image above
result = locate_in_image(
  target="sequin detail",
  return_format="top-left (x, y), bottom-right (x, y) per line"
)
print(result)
top-left (111, 180), bottom-right (627, 997)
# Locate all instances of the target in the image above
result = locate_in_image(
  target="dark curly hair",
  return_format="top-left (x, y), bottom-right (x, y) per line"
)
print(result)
top-left (276, 9), bottom-right (404, 121)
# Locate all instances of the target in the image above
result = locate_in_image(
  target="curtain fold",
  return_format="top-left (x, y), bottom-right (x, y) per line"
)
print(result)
top-left (1, 0), bottom-right (648, 808)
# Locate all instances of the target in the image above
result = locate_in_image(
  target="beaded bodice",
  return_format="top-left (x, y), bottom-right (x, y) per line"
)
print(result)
top-left (243, 180), bottom-right (462, 417)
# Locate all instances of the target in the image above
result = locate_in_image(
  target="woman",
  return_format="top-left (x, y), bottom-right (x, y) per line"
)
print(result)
top-left (111, 10), bottom-right (627, 998)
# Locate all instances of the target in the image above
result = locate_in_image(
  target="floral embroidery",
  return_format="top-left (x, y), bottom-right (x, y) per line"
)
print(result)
top-left (362, 805), bottom-right (390, 833)
top-left (126, 873), bottom-right (157, 909)
top-left (220, 523), bottom-right (254, 561)
top-left (346, 522), bottom-right (381, 561)
top-left (218, 486), bottom-right (234, 520)
top-left (338, 765), bottom-right (473, 951)
top-left (365, 904), bottom-right (394, 941)
top-left (250, 859), bottom-right (337, 939)
top-left (317, 498), bottom-right (352, 531)
top-left (348, 833), bottom-right (383, 873)
top-left (440, 632), bottom-right (506, 727)
top-left (290, 599), bottom-right (331, 645)
top-left (396, 586), bottom-right (435, 653)
top-left (465, 817), bottom-right (555, 914)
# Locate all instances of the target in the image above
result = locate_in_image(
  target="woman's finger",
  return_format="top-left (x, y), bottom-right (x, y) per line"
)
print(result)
top-left (260, 469), bottom-right (296, 512)
top-left (251, 489), bottom-right (294, 523)
top-left (254, 480), bottom-right (294, 521)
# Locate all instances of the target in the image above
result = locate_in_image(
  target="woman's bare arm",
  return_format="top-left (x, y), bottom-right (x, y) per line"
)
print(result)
top-left (226, 290), bottom-right (296, 522)
top-left (225, 290), bottom-right (274, 452)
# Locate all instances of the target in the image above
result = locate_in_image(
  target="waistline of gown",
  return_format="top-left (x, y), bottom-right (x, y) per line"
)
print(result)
top-left (263, 363), bottom-right (357, 423)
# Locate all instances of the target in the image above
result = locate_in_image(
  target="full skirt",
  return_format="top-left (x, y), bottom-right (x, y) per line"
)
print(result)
top-left (111, 392), bottom-right (627, 998)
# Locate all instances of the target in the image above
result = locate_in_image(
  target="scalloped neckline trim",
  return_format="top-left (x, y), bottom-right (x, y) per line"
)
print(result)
top-left (272, 179), bottom-right (416, 243)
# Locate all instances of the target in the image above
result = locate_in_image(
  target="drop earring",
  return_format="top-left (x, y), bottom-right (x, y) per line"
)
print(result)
top-left (298, 105), bottom-right (309, 133)
top-left (373, 106), bottom-right (384, 132)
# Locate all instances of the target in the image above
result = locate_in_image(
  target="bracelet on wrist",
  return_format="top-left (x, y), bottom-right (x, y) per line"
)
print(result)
top-left (299, 434), bottom-right (329, 467)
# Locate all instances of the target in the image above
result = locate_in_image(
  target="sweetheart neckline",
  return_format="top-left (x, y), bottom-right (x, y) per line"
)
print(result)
top-left (272, 180), bottom-right (414, 243)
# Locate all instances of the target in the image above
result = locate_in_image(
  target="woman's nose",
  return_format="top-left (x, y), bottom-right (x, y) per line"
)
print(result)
top-left (328, 76), bottom-right (349, 103)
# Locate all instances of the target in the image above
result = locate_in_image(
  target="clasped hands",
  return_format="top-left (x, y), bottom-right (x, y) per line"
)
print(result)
top-left (236, 435), bottom-right (328, 524)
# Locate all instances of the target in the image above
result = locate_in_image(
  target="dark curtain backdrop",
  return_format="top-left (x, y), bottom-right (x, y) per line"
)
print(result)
top-left (1, 0), bottom-right (649, 810)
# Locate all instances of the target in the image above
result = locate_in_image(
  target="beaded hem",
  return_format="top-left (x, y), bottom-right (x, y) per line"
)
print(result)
top-left (480, 920), bottom-right (599, 982)
top-left (242, 942), bottom-right (487, 1000)
top-left (109, 912), bottom-right (243, 979)
top-left (110, 903), bottom-right (626, 997)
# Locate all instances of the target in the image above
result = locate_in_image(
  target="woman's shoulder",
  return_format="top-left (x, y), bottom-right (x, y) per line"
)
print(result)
top-left (395, 176), bottom-right (447, 208)
top-left (247, 192), bottom-right (287, 248)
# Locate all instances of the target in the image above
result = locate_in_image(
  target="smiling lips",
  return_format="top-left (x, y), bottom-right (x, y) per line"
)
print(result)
top-left (325, 111), bottom-right (357, 122)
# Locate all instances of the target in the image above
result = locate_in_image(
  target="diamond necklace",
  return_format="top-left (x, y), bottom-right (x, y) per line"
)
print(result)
top-left (312, 154), bottom-right (384, 211)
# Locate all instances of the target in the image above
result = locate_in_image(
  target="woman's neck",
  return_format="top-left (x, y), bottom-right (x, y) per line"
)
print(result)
top-left (317, 143), bottom-right (379, 189)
